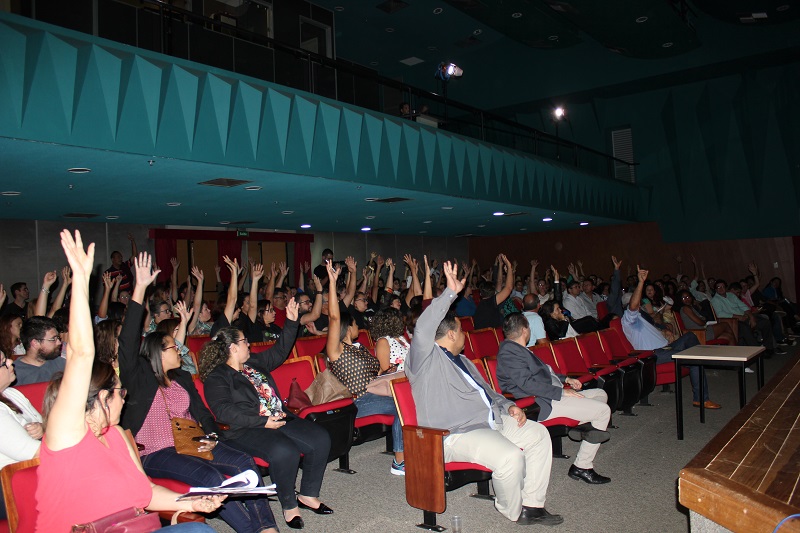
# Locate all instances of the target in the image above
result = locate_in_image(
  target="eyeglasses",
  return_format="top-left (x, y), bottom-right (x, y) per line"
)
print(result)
top-left (0, 358), bottom-right (11, 368)
top-left (39, 336), bottom-right (61, 343)
top-left (355, 298), bottom-right (367, 303)
top-left (273, 295), bottom-right (286, 300)
top-left (163, 345), bottom-right (178, 351)
top-left (119, 294), bottom-right (130, 300)
top-left (112, 387), bottom-right (127, 399)
top-left (298, 300), bottom-right (311, 305)
top-left (235, 338), bottom-right (249, 345)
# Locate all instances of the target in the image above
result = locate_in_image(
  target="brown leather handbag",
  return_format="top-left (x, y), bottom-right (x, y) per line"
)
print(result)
top-left (160, 389), bottom-right (213, 461)
top-left (304, 369), bottom-right (352, 405)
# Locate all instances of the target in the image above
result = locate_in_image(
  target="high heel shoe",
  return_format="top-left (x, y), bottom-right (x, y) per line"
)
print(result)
top-left (284, 516), bottom-right (304, 529)
top-left (296, 498), bottom-right (334, 515)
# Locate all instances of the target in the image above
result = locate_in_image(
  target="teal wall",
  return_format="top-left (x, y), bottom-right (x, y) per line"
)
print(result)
top-left (514, 62), bottom-right (800, 242)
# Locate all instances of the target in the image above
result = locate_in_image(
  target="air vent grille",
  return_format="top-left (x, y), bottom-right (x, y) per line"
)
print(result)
top-left (611, 128), bottom-right (636, 183)
top-left (372, 197), bottom-right (411, 204)
top-left (198, 178), bottom-right (253, 188)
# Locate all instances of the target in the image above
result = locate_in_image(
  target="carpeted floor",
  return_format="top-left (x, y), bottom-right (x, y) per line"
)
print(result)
top-left (208, 348), bottom-right (796, 533)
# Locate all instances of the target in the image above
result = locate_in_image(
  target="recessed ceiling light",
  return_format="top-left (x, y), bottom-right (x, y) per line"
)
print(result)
top-left (579, 222), bottom-right (589, 226)
top-left (67, 168), bottom-right (91, 174)
top-left (427, 45), bottom-right (438, 51)
top-left (441, 206), bottom-right (453, 210)
top-left (493, 212), bottom-right (504, 216)
top-left (662, 42), bottom-right (673, 48)
top-left (433, 7), bottom-right (443, 14)
top-left (419, 231), bottom-right (427, 234)
top-left (635, 16), bottom-right (648, 23)
top-left (244, 186), bottom-right (262, 191)
top-left (106, 215), bottom-right (119, 220)
top-left (473, 29), bottom-right (482, 35)
top-left (423, 220), bottom-right (432, 224)
top-left (542, 217), bottom-right (553, 222)
top-left (777, 4), bottom-right (790, 11)
top-left (385, 27), bottom-right (395, 33)
top-left (369, 61), bottom-right (379, 66)
top-left (365, 198), bottom-right (379, 202)
top-left (548, 35), bottom-right (559, 41)
top-left (220, 221), bottom-right (230, 225)
top-left (166, 202), bottom-right (181, 207)
top-left (365, 215), bottom-right (376, 220)
top-left (1, 191), bottom-right (21, 196)
top-left (281, 210), bottom-right (294, 215)
top-left (334, 5), bottom-right (344, 11)
top-left (511, 12), bottom-right (522, 18)
top-left (520, 228), bottom-right (527, 231)
top-left (477, 224), bottom-right (486, 228)
top-left (300, 224), bottom-right (311, 229)
top-left (361, 227), bottom-right (371, 232)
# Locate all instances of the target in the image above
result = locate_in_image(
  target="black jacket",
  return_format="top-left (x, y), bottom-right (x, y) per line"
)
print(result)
top-left (203, 319), bottom-right (299, 440)
top-left (118, 301), bottom-right (219, 438)
top-left (542, 284), bottom-right (570, 341)
top-left (495, 340), bottom-right (565, 420)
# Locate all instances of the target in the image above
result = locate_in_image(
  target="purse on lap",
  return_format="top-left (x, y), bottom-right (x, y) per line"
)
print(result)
top-left (160, 389), bottom-right (213, 461)
top-left (71, 507), bottom-right (161, 533)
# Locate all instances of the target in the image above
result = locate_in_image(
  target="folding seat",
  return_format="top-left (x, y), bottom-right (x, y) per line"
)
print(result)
top-left (14, 382), bottom-right (48, 412)
top-left (462, 331), bottom-right (477, 360)
top-left (357, 329), bottom-right (374, 351)
top-left (249, 340), bottom-right (276, 354)
top-left (470, 356), bottom-right (492, 384)
top-left (550, 338), bottom-right (623, 413)
top-left (494, 326), bottom-right (504, 342)
top-left (576, 333), bottom-right (641, 415)
top-left (186, 335), bottom-right (210, 355)
top-left (467, 328), bottom-right (500, 359)
top-left (390, 377), bottom-right (493, 531)
top-left (293, 334), bottom-right (327, 358)
top-left (596, 301), bottom-right (609, 321)
top-left (458, 316), bottom-right (475, 332)
top-left (483, 356), bottom-right (540, 421)
top-left (673, 313), bottom-right (729, 346)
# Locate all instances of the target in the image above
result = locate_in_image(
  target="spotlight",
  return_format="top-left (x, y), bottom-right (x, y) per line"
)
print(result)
top-left (553, 107), bottom-right (565, 120)
top-left (434, 62), bottom-right (463, 81)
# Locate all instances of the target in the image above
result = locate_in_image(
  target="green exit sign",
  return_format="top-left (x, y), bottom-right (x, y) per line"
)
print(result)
top-left (237, 229), bottom-right (249, 237)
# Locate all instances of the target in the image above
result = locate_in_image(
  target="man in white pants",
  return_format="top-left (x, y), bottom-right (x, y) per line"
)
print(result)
top-left (406, 261), bottom-right (563, 526)
top-left (497, 313), bottom-right (612, 484)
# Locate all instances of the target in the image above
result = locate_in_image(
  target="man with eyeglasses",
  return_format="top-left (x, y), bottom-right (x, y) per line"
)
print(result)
top-left (296, 275), bottom-right (324, 336)
top-left (13, 316), bottom-right (65, 385)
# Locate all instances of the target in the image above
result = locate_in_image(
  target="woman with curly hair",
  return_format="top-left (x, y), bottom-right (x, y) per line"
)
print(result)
top-left (370, 307), bottom-right (409, 372)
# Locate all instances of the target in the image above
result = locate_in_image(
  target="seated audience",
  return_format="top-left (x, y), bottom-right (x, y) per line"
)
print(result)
top-left (15, 316), bottom-right (66, 385)
top-left (406, 261), bottom-right (562, 526)
top-left (712, 280), bottom-right (780, 353)
top-left (473, 254), bottom-right (514, 329)
top-left (325, 262), bottom-right (405, 475)
top-left (0, 314), bottom-right (25, 358)
top-left (154, 302), bottom-right (198, 374)
top-left (201, 288), bottom-right (332, 530)
top-left (496, 313), bottom-right (611, 484)
top-left (36, 229), bottom-right (220, 532)
top-left (675, 290), bottom-right (736, 344)
top-left (187, 266), bottom-right (214, 335)
top-left (521, 295), bottom-right (547, 346)
top-left (371, 307), bottom-right (410, 372)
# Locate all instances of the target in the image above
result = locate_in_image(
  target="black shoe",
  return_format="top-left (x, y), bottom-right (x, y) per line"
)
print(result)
top-left (285, 516), bottom-right (304, 529)
top-left (517, 506), bottom-right (564, 526)
top-left (297, 499), bottom-right (334, 515)
top-left (567, 423), bottom-right (610, 444)
top-left (568, 465), bottom-right (611, 484)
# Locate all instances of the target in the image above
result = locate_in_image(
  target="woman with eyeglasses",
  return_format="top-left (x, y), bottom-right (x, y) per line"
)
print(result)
top-left (36, 231), bottom-right (222, 532)
top-left (0, 350), bottom-right (43, 520)
top-left (119, 252), bottom-right (279, 533)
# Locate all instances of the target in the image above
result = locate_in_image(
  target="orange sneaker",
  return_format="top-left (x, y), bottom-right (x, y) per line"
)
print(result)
top-left (692, 400), bottom-right (721, 409)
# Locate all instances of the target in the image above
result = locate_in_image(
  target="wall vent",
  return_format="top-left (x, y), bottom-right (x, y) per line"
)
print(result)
top-left (611, 128), bottom-right (636, 183)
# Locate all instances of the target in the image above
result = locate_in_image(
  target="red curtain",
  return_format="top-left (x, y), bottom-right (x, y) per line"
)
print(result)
top-left (153, 238), bottom-right (177, 284)
top-left (217, 240), bottom-right (243, 284)
top-left (294, 241), bottom-right (312, 287)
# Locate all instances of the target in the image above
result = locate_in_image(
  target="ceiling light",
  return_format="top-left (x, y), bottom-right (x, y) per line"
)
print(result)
top-left (662, 42), bottom-right (673, 48)
top-left (281, 210), bottom-right (294, 215)
top-left (300, 224), bottom-right (311, 229)
top-left (369, 61), bottom-right (379, 66)
top-left (520, 228), bottom-right (527, 231)
top-left (244, 186), bottom-right (262, 191)
top-left (777, 5), bottom-right (790, 11)
top-left (1, 191), bottom-right (21, 196)
top-left (361, 227), bottom-right (371, 232)
top-left (548, 35), bottom-right (559, 41)
top-left (427, 45), bottom-right (438, 51)
top-left (752, 12), bottom-right (768, 18)
top-left (477, 224), bottom-right (486, 228)
top-left (166, 202), bottom-right (181, 207)
top-left (400, 56), bottom-right (425, 66)
top-left (385, 27), bottom-right (395, 33)
top-left (542, 217), bottom-right (553, 222)
top-left (419, 231), bottom-right (427, 234)
top-left (434, 62), bottom-right (463, 81)
top-left (105, 215), bottom-right (119, 220)
top-left (473, 29), bottom-right (482, 35)
top-left (365, 215), bottom-right (376, 219)
top-left (493, 212), bottom-right (504, 216)
top-left (442, 206), bottom-right (453, 210)
top-left (511, 12), bottom-right (522, 18)
top-left (334, 5), bottom-right (344, 11)
top-left (579, 222), bottom-right (589, 226)
top-left (423, 220), bottom-right (432, 224)
top-left (553, 107), bottom-right (565, 120)
top-left (635, 16), bottom-right (648, 23)
top-left (364, 198), bottom-right (379, 202)
top-left (220, 221), bottom-right (230, 225)
top-left (67, 168), bottom-right (91, 174)
top-left (433, 7), bottom-right (443, 14)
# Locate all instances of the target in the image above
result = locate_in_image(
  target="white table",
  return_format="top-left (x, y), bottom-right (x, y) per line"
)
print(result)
top-left (672, 345), bottom-right (765, 440)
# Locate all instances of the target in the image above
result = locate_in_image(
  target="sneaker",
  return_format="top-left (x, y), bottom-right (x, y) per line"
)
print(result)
top-left (744, 367), bottom-right (755, 374)
top-left (391, 460), bottom-right (405, 476)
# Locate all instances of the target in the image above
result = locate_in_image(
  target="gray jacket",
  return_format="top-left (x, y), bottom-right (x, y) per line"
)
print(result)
top-left (496, 339), bottom-right (564, 420)
top-left (406, 288), bottom-right (514, 434)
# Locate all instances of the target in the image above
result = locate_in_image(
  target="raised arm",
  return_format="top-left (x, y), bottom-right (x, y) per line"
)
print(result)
top-left (248, 263), bottom-right (264, 323)
top-left (342, 256), bottom-right (357, 308)
top-left (748, 262), bottom-right (760, 289)
top-left (276, 262), bottom-right (288, 290)
top-left (405, 254), bottom-right (422, 298)
top-left (187, 266), bottom-right (204, 334)
top-left (34, 270), bottom-right (58, 317)
top-left (237, 261), bottom-right (248, 293)
top-left (96, 271), bottom-right (114, 320)
top-left (173, 301), bottom-right (192, 345)
top-left (300, 275), bottom-right (323, 326)
top-left (47, 266), bottom-right (72, 318)
top-left (629, 265), bottom-right (648, 313)
top-left (370, 255), bottom-right (383, 304)
top-left (494, 254), bottom-right (514, 305)
top-left (423, 255), bottom-right (433, 300)
top-left (494, 255), bottom-right (503, 294)
top-left (0, 285), bottom-right (6, 310)
top-left (264, 263), bottom-right (277, 302)
top-left (528, 260), bottom-right (539, 295)
top-left (45, 230), bottom-right (96, 451)
top-left (325, 262), bottom-right (344, 359)
top-left (222, 256), bottom-right (239, 324)
top-left (127, 233), bottom-right (138, 261)
top-left (169, 257), bottom-right (180, 303)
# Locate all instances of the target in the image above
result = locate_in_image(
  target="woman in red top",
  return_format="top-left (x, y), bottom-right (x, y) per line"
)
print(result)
top-left (36, 229), bottom-right (223, 532)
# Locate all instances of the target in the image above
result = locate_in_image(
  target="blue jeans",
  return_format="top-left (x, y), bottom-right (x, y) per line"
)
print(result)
top-left (653, 332), bottom-right (708, 402)
top-left (355, 392), bottom-right (403, 453)
top-left (162, 524), bottom-right (216, 532)
top-left (142, 443), bottom-right (276, 533)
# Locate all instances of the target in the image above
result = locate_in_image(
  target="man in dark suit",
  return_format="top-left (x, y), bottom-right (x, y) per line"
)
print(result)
top-left (496, 313), bottom-right (612, 485)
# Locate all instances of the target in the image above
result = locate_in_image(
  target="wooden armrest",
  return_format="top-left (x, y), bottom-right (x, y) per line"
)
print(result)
top-left (402, 424), bottom-right (449, 514)
top-left (402, 424), bottom-right (450, 438)
top-left (503, 392), bottom-right (515, 399)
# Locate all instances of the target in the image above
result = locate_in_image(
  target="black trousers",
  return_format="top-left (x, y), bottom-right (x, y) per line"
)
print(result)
top-left (227, 417), bottom-right (331, 510)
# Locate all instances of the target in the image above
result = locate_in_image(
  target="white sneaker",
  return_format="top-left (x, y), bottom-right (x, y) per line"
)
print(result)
top-left (391, 460), bottom-right (406, 476)
top-left (744, 367), bottom-right (755, 374)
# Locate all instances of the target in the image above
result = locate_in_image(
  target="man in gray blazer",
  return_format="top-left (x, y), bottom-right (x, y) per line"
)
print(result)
top-left (496, 313), bottom-right (611, 485)
top-left (406, 262), bottom-right (562, 526)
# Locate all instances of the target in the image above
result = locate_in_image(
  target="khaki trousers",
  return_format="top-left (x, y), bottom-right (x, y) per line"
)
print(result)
top-left (545, 388), bottom-right (610, 469)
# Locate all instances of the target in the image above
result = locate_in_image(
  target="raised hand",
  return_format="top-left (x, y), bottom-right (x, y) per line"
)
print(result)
top-left (747, 262), bottom-right (759, 276)
top-left (60, 230), bottom-right (95, 282)
top-left (61, 266), bottom-right (72, 286)
top-left (191, 266), bottom-right (204, 282)
top-left (375, 255), bottom-right (385, 270)
top-left (345, 256), bottom-right (357, 273)
top-left (326, 260), bottom-right (341, 285)
top-left (312, 274), bottom-right (323, 292)
top-left (270, 262), bottom-right (277, 279)
top-left (303, 261), bottom-right (311, 273)
top-left (127, 233), bottom-right (135, 242)
top-left (637, 265), bottom-right (649, 283)
top-left (423, 254), bottom-right (430, 273)
top-left (370, 251), bottom-right (377, 261)
top-left (577, 260), bottom-right (583, 268)
top-left (612, 256), bottom-right (622, 270)
top-left (385, 258), bottom-right (394, 270)
top-left (278, 261), bottom-right (288, 277)
top-left (675, 255), bottom-right (682, 264)
top-left (286, 297), bottom-right (299, 321)
top-left (174, 300), bottom-right (193, 323)
top-left (134, 253), bottom-right (161, 286)
top-left (223, 255), bottom-right (239, 278)
top-left (0, 284), bottom-right (6, 307)
top-left (442, 261), bottom-right (466, 293)
top-left (531, 259), bottom-right (539, 269)
top-left (42, 270), bottom-right (58, 289)
top-left (252, 263), bottom-right (265, 283)
top-left (170, 257), bottom-right (180, 271)
top-left (102, 271), bottom-right (114, 291)
top-left (551, 265), bottom-right (559, 280)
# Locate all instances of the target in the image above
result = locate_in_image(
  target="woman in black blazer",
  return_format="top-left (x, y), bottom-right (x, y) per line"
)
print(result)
top-left (200, 298), bottom-right (332, 531)
top-left (119, 253), bottom-right (278, 533)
